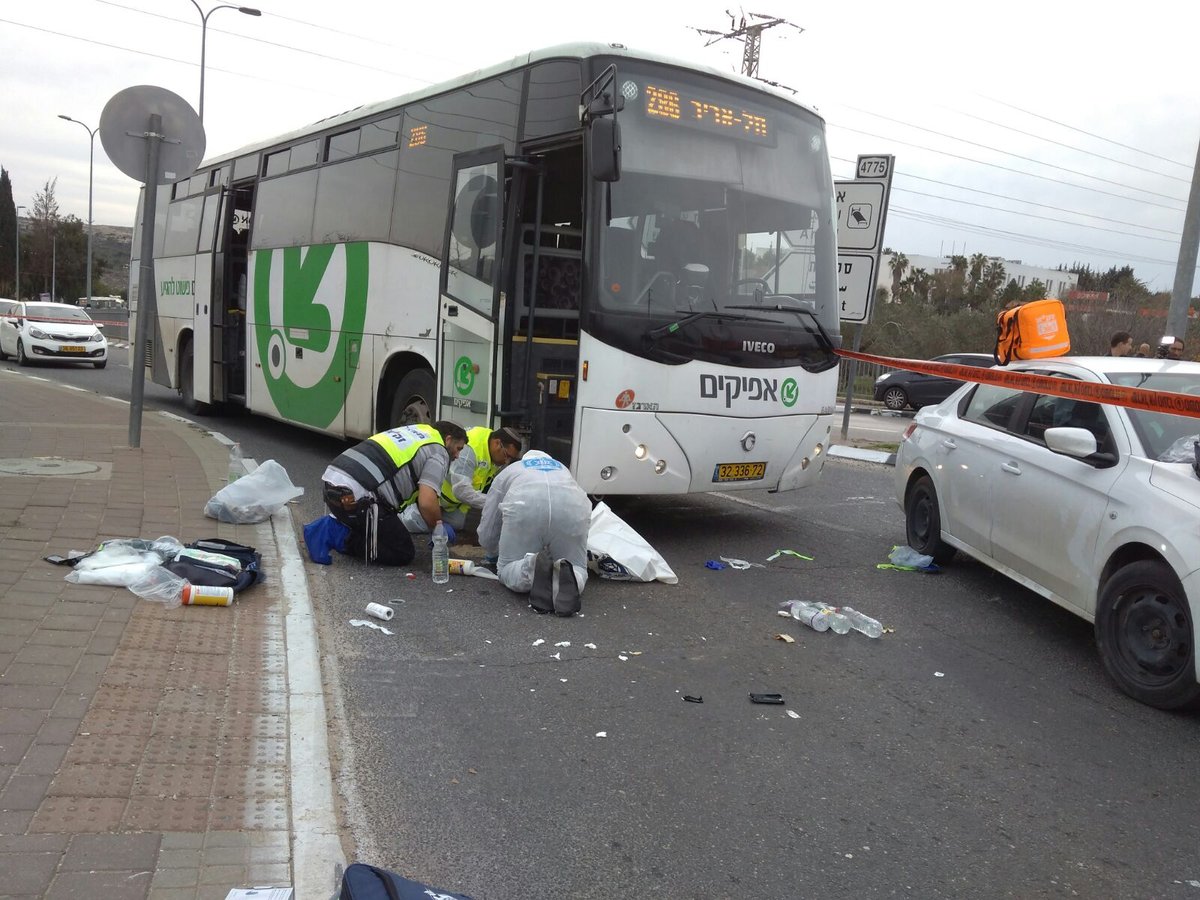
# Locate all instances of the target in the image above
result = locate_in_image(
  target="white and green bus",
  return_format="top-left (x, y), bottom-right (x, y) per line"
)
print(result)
top-left (131, 42), bottom-right (840, 495)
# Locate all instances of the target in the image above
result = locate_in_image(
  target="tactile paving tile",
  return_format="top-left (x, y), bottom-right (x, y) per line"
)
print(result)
top-left (211, 766), bottom-right (286, 800)
top-left (208, 797), bottom-right (289, 832)
top-left (62, 734), bottom-right (145, 767)
top-left (118, 620), bottom-right (181, 651)
top-left (215, 737), bottom-right (286, 768)
top-left (224, 689), bottom-right (285, 715)
top-left (151, 711), bottom-right (224, 741)
top-left (220, 713), bottom-right (286, 740)
top-left (89, 685), bottom-right (162, 712)
top-left (48, 763), bottom-right (136, 798)
top-left (30, 797), bottom-right (126, 833)
top-left (132, 764), bottom-right (216, 798)
top-left (110, 648), bottom-right (176, 672)
top-left (79, 708), bottom-right (155, 736)
top-left (141, 733), bottom-right (212, 766)
top-left (122, 796), bottom-right (211, 832)
top-left (158, 687), bottom-right (226, 714)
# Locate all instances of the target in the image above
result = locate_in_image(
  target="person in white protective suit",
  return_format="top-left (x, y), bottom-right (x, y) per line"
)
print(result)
top-left (478, 450), bottom-right (592, 616)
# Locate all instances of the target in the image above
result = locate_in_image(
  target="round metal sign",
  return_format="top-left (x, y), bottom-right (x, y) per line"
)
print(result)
top-left (99, 85), bottom-right (206, 185)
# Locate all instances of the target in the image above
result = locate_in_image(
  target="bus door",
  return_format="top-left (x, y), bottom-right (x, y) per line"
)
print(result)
top-left (500, 142), bottom-right (583, 466)
top-left (210, 182), bottom-right (253, 403)
top-left (437, 148), bottom-right (505, 430)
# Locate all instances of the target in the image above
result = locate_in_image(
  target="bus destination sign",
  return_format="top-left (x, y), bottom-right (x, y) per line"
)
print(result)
top-left (643, 83), bottom-right (775, 146)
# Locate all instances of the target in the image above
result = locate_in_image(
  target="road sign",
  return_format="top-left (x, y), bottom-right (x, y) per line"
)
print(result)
top-left (835, 180), bottom-right (885, 251)
top-left (837, 253), bottom-right (876, 323)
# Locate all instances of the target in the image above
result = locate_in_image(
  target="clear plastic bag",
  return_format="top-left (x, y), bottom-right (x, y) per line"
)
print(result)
top-left (65, 549), bottom-right (162, 586)
top-left (889, 545), bottom-right (935, 568)
top-left (127, 566), bottom-right (187, 608)
top-left (204, 459), bottom-right (304, 523)
top-left (1158, 435), bottom-right (1200, 463)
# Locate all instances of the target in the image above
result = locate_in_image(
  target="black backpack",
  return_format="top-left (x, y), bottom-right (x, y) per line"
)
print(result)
top-left (164, 538), bottom-right (263, 593)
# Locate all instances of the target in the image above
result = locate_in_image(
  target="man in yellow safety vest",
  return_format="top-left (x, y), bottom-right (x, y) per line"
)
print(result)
top-left (438, 426), bottom-right (524, 531)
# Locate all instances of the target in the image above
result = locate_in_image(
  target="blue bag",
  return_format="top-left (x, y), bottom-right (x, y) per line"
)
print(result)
top-left (339, 862), bottom-right (474, 900)
top-left (303, 514), bottom-right (350, 565)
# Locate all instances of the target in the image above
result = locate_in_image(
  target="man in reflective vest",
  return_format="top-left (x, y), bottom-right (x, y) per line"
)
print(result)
top-left (439, 426), bottom-right (524, 531)
top-left (322, 420), bottom-right (468, 565)
top-left (478, 450), bottom-right (592, 616)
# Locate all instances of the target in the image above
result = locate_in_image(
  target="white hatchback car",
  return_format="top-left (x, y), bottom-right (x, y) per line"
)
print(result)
top-left (0, 301), bottom-right (108, 369)
top-left (895, 356), bottom-right (1200, 709)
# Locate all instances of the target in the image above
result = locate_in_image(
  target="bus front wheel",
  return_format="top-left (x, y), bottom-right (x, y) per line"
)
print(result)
top-left (380, 368), bottom-right (435, 430)
top-left (180, 341), bottom-right (211, 416)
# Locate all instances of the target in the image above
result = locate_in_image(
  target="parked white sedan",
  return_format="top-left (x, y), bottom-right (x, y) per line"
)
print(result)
top-left (895, 356), bottom-right (1200, 709)
top-left (0, 301), bottom-right (108, 368)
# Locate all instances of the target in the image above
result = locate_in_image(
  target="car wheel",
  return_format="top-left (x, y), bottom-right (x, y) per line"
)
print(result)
top-left (1095, 560), bottom-right (1200, 710)
top-left (180, 341), bottom-right (211, 416)
top-left (16, 339), bottom-right (29, 367)
top-left (0, 339), bottom-right (8, 361)
top-left (904, 474), bottom-right (956, 564)
top-left (882, 386), bottom-right (909, 411)
top-left (379, 368), bottom-right (435, 430)
top-left (93, 359), bottom-right (107, 369)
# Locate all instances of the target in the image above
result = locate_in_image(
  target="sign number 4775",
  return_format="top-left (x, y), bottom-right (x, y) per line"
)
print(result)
top-left (857, 157), bottom-right (890, 178)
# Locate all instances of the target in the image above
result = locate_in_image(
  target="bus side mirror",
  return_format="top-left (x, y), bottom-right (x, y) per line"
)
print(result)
top-left (589, 117), bottom-right (621, 183)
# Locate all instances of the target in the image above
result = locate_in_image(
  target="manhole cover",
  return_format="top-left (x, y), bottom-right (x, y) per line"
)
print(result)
top-left (0, 457), bottom-right (103, 476)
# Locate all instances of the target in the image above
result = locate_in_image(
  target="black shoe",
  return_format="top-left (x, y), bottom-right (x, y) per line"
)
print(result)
top-left (552, 558), bottom-right (581, 617)
top-left (529, 552), bottom-right (554, 614)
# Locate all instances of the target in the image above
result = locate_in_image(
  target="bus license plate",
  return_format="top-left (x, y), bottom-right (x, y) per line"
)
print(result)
top-left (60, 345), bottom-right (85, 353)
top-left (712, 462), bottom-right (766, 483)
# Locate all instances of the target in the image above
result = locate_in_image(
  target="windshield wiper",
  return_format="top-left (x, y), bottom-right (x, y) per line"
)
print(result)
top-left (645, 309), bottom-right (778, 343)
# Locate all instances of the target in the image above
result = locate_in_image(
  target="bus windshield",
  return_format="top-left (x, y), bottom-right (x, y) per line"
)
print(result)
top-left (589, 63), bottom-right (839, 372)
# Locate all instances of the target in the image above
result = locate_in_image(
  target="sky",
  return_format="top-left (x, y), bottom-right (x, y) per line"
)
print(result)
top-left (3, 0), bottom-right (1199, 295)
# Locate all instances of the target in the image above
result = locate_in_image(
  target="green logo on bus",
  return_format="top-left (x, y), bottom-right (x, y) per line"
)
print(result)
top-left (253, 243), bottom-right (369, 429)
top-left (454, 355), bottom-right (475, 395)
top-left (780, 377), bottom-right (798, 408)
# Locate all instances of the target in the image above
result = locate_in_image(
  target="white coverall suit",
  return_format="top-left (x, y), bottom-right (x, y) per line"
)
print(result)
top-left (478, 450), bottom-right (591, 599)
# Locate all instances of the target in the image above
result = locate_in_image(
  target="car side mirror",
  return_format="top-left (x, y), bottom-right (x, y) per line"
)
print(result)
top-left (1044, 426), bottom-right (1097, 458)
top-left (95, 323), bottom-right (105, 330)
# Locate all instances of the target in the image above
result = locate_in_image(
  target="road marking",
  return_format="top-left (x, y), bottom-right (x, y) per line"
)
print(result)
top-left (713, 491), bottom-right (798, 516)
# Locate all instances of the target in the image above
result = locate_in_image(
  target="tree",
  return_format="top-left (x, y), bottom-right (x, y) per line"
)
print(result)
top-left (0, 168), bottom-right (14, 296)
top-left (29, 179), bottom-right (60, 298)
top-left (888, 252), bottom-right (908, 303)
top-left (982, 260), bottom-right (1007, 307)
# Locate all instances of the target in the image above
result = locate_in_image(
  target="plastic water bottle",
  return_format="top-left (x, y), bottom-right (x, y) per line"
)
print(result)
top-left (838, 606), bottom-right (883, 639)
top-left (228, 442), bottom-right (243, 484)
top-left (431, 521), bottom-right (450, 584)
top-left (781, 600), bottom-right (850, 634)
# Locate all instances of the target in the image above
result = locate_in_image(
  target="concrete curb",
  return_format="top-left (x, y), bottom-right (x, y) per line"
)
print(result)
top-left (828, 444), bottom-right (897, 466)
top-left (198, 428), bottom-right (346, 900)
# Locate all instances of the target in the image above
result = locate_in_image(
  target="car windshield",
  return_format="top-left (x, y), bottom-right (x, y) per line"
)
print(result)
top-left (1108, 371), bottom-right (1200, 460)
top-left (0, 300), bottom-right (16, 316)
top-left (24, 304), bottom-right (92, 323)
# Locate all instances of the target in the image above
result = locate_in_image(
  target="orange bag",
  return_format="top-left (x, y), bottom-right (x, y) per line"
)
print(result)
top-left (994, 298), bottom-right (1070, 365)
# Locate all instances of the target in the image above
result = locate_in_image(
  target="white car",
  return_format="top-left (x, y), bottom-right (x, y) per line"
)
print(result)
top-left (0, 301), bottom-right (108, 369)
top-left (895, 356), bottom-right (1200, 709)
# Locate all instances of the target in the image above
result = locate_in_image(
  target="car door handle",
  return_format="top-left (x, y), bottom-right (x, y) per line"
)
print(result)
top-left (941, 439), bottom-right (957, 450)
top-left (1001, 461), bottom-right (1021, 475)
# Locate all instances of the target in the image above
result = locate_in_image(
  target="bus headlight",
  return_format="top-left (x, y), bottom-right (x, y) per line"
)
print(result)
top-left (634, 444), bottom-right (648, 460)
top-left (654, 460), bottom-right (667, 475)
top-left (600, 466), bottom-right (616, 481)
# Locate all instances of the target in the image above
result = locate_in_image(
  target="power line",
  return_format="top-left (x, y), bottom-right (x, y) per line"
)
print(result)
top-left (830, 121), bottom-right (1187, 213)
top-left (934, 103), bottom-right (1190, 185)
top-left (831, 155), bottom-right (1180, 237)
top-left (94, 0), bottom-right (436, 85)
top-left (0, 16), bottom-right (345, 98)
top-left (977, 94), bottom-right (1194, 170)
top-left (828, 104), bottom-right (1188, 204)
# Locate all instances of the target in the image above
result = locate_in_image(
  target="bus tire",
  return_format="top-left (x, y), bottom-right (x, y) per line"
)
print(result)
top-left (380, 368), bottom-right (435, 430)
top-left (180, 340), bottom-right (211, 416)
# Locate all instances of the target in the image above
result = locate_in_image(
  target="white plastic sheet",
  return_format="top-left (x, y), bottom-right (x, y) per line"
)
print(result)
top-left (204, 459), bottom-right (304, 524)
top-left (586, 502), bottom-right (678, 584)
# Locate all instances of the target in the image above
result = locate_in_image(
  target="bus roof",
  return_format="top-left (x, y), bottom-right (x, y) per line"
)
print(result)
top-left (201, 41), bottom-right (823, 170)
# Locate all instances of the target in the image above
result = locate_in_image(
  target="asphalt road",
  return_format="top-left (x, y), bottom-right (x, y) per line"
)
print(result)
top-left (10, 355), bottom-right (1200, 900)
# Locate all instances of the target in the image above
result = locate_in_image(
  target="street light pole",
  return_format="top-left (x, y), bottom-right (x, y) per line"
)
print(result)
top-left (58, 115), bottom-right (97, 306)
top-left (186, 1), bottom-right (261, 125)
top-left (13, 204), bottom-right (24, 300)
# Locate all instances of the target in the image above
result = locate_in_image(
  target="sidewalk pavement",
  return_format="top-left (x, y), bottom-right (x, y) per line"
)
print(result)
top-left (0, 371), bottom-right (344, 899)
